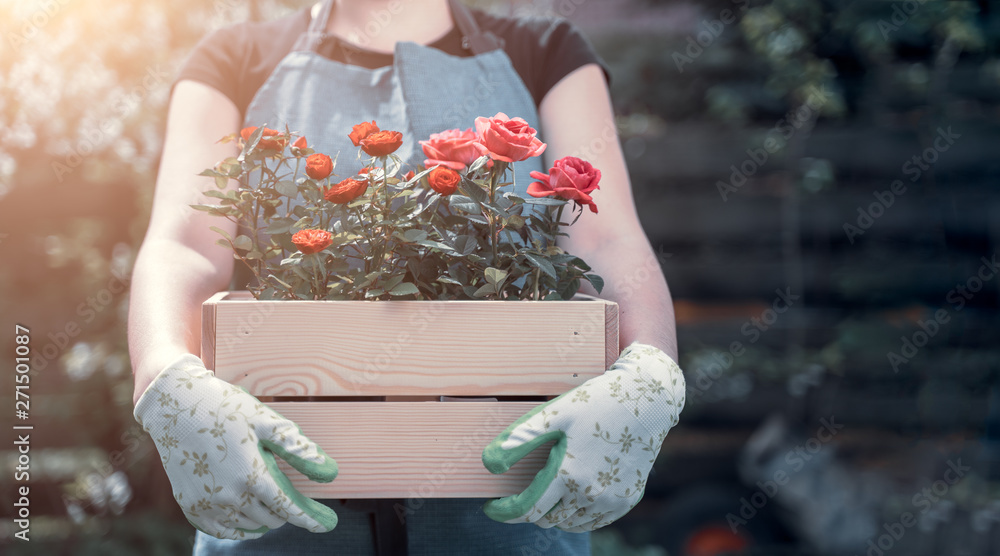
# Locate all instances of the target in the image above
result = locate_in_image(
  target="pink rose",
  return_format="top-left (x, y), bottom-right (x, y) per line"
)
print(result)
top-left (527, 156), bottom-right (601, 213)
top-left (473, 112), bottom-right (546, 163)
top-left (420, 128), bottom-right (483, 170)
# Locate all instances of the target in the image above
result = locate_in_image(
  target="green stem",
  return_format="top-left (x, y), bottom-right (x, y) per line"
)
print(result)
top-left (488, 164), bottom-right (499, 264)
top-left (553, 203), bottom-right (565, 246)
top-left (311, 254), bottom-right (323, 299)
top-left (533, 266), bottom-right (540, 301)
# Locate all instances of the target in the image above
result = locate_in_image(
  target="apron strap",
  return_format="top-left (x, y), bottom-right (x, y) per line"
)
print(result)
top-left (449, 0), bottom-right (505, 54)
top-left (293, 0), bottom-right (335, 52)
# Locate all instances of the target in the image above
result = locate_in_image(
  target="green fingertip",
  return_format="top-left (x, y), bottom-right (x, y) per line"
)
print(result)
top-left (482, 432), bottom-right (567, 522)
top-left (258, 445), bottom-right (339, 532)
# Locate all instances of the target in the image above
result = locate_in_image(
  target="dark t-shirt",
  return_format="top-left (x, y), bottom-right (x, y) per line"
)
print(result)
top-left (175, 5), bottom-right (609, 119)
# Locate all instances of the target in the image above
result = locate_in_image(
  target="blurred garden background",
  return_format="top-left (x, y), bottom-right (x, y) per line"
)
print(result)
top-left (1, 0), bottom-right (999, 554)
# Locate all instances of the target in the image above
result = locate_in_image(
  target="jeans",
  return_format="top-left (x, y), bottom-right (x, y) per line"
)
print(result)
top-left (192, 498), bottom-right (590, 555)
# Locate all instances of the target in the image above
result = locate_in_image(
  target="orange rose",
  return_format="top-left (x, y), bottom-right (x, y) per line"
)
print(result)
top-left (404, 170), bottom-right (415, 181)
top-left (306, 153), bottom-right (333, 180)
top-left (360, 130), bottom-right (403, 157)
top-left (428, 167), bottom-right (460, 196)
top-left (349, 120), bottom-right (379, 147)
top-left (324, 177), bottom-right (368, 204)
top-left (240, 126), bottom-right (286, 150)
top-left (292, 136), bottom-right (308, 153)
top-left (291, 229), bottom-right (332, 254)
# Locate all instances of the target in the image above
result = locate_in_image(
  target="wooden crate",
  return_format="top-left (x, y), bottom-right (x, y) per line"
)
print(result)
top-left (202, 291), bottom-right (619, 498)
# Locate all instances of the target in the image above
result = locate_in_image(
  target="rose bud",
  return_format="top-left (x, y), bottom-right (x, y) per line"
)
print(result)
top-left (527, 156), bottom-right (601, 213)
top-left (306, 153), bottom-right (333, 180)
top-left (427, 167), bottom-right (461, 196)
top-left (360, 130), bottom-right (404, 157)
top-left (349, 120), bottom-right (380, 147)
top-left (324, 177), bottom-right (368, 204)
top-left (291, 229), bottom-right (333, 254)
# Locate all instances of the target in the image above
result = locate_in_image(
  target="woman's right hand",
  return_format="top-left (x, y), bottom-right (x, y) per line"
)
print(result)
top-left (133, 353), bottom-right (339, 539)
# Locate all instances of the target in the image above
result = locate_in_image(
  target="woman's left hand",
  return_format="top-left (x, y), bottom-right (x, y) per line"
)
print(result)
top-left (481, 342), bottom-right (686, 531)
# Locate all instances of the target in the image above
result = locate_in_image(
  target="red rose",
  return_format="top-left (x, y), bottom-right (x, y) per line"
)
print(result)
top-left (473, 113), bottom-right (546, 163)
top-left (427, 167), bottom-right (461, 196)
top-left (404, 170), bottom-right (415, 181)
top-left (360, 130), bottom-right (403, 157)
top-left (420, 128), bottom-right (482, 170)
top-left (292, 136), bottom-right (308, 151)
top-left (358, 166), bottom-right (372, 175)
top-left (527, 156), bottom-right (601, 214)
top-left (240, 126), bottom-right (286, 150)
top-left (305, 153), bottom-right (333, 180)
top-left (349, 120), bottom-right (379, 147)
top-left (291, 229), bottom-right (333, 254)
top-left (324, 177), bottom-right (368, 204)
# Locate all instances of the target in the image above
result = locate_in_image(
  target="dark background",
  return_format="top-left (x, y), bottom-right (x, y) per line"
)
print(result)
top-left (1, 0), bottom-right (998, 554)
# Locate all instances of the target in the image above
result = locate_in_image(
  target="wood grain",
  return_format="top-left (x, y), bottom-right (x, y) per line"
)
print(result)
top-left (208, 292), bottom-right (619, 396)
top-left (269, 401), bottom-right (548, 498)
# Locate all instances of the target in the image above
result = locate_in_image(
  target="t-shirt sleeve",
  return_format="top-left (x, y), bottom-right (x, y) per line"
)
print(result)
top-left (531, 18), bottom-right (611, 105)
top-left (171, 24), bottom-right (247, 110)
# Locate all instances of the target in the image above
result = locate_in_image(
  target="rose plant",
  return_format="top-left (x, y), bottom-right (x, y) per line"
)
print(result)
top-left (193, 114), bottom-right (603, 301)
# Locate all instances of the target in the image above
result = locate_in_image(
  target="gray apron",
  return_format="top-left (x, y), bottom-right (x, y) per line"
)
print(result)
top-left (203, 1), bottom-right (590, 554)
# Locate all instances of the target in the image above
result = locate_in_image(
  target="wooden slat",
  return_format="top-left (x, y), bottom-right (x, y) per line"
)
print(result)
top-left (605, 300), bottom-right (620, 366)
top-left (270, 401), bottom-right (547, 498)
top-left (211, 292), bottom-right (618, 396)
top-left (200, 292), bottom-right (227, 371)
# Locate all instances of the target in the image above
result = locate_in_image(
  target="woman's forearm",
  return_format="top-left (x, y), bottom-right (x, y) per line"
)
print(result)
top-left (575, 233), bottom-right (678, 363)
top-left (128, 237), bottom-right (234, 404)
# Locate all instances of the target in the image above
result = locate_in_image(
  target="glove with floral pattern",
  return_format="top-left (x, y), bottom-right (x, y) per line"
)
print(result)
top-left (482, 342), bottom-right (685, 532)
top-left (133, 353), bottom-right (339, 539)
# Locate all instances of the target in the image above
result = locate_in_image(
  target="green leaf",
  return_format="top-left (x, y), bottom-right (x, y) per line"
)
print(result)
top-left (232, 235), bottom-right (254, 252)
top-left (402, 229), bottom-right (429, 242)
top-left (484, 267), bottom-right (507, 286)
top-left (416, 239), bottom-right (456, 252)
top-left (473, 283), bottom-right (495, 298)
top-left (265, 217), bottom-right (296, 235)
top-left (214, 175), bottom-right (229, 190)
top-left (389, 282), bottom-right (420, 296)
top-left (452, 235), bottom-right (478, 256)
top-left (524, 252), bottom-right (557, 279)
top-left (523, 196), bottom-right (568, 206)
top-left (383, 274), bottom-right (405, 291)
top-left (468, 155), bottom-right (491, 174)
top-left (448, 195), bottom-right (479, 213)
top-left (209, 226), bottom-right (233, 241)
top-left (276, 180), bottom-right (298, 197)
top-left (461, 178), bottom-right (489, 204)
top-left (584, 274), bottom-right (605, 293)
top-left (365, 288), bottom-right (385, 298)
top-left (437, 275), bottom-right (463, 286)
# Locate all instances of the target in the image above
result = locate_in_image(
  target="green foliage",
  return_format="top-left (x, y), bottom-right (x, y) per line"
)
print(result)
top-left (196, 125), bottom-right (601, 301)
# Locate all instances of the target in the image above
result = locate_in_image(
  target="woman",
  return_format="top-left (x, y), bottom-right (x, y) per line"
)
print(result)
top-left (128, 1), bottom-right (686, 554)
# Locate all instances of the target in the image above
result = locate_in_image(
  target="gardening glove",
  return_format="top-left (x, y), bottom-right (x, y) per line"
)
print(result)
top-left (482, 342), bottom-right (685, 532)
top-left (133, 353), bottom-right (339, 540)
